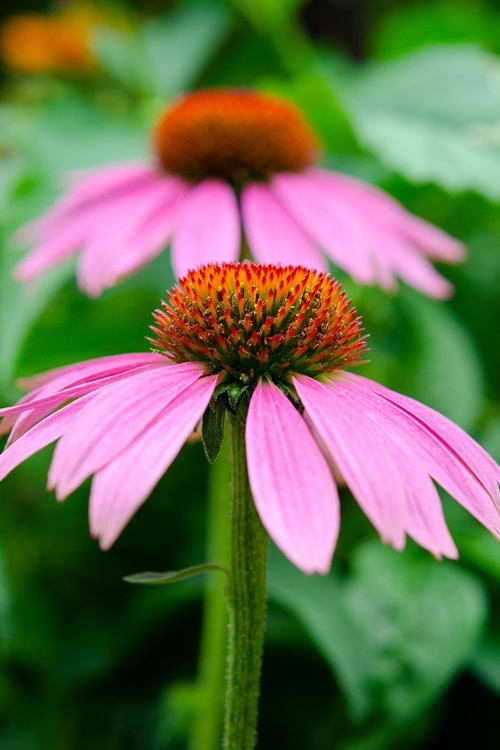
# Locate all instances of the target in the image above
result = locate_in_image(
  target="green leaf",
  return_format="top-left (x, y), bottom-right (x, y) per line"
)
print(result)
top-left (336, 45), bottom-right (500, 199)
top-left (202, 399), bottom-right (226, 463)
top-left (370, 1), bottom-right (499, 60)
top-left (471, 634), bottom-right (500, 694)
top-left (342, 543), bottom-right (487, 721)
top-left (269, 547), bottom-right (376, 720)
top-left (147, 5), bottom-right (232, 99)
top-left (123, 563), bottom-right (229, 586)
top-left (398, 291), bottom-right (485, 429)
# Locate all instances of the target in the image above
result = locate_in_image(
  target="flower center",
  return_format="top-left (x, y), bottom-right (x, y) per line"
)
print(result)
top-left (153, 90), bottom-right (318, 184)
top-left (151, 264), bottom-right (367, 389)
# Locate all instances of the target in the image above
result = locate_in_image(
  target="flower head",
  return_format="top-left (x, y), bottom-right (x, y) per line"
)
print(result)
top-left (1, 263), bottom-right (498, 573)
top-left (14, 89), bottom-right (464, 298)
top-left (154, 90), bottom-right (318, 183)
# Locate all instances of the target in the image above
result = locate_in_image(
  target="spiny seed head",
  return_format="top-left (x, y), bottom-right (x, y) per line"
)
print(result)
top-left (151, 264), bottom-right (367, 389)
top-left (153, 89), bottom-right (318, 184)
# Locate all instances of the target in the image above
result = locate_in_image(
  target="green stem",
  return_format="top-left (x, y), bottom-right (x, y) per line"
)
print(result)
top-left (190, 435), bottom-right (231, 750)
top-left (223, 415), bottom-right (269, 750)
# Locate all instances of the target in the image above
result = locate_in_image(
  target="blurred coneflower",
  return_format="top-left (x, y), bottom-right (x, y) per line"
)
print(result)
top-left (0, 4), bottom-right (110, 75)
top-left (15, 90), bottom-right (465, 297)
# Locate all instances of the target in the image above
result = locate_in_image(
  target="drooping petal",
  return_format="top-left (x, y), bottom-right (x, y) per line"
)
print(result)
top-left (103, 191), bottom-right (188, 285)
top-left (350, 374), bottom-right (500, 500)
top-left (394, 448), bottom-right (458, 559)
top-left (14, 209), bottom-right (97, 279)
top-left (313, 168), bottom-right (465, 262)
top-left (0, 398), bottom-right (90, 482)
top-left (74, 179), bottom-right (184, 296)
top-left (0, 360), bottom-right (162, 422)
top-left (379, 236), bottom-right (454, 299)
top-left (89, 374), bottom-right (218, 549)
top-left (3, 354), bottom-right (164, 442)
top-left (245, 380), bottom-right (339, 574)
top-left (339, 373), bottom-right (500, 537)
top-left (271, 172), bottom-right (377, 284)
top-left (299, 374), bottom-right (457, 558)
top-left (291, 168), bottom-right (461, 297)
top-left (171, 180), bottom-right (240, 277)
top-left (49, 362), bottom-right (205, 498)
top-left (293, 374), bottom-right (406, 550)
top-left (16, 163), bottom-right (156, 244)
top-left (241, 183), bottom-right (327, 270)
top-left (17, 352), bottom-right (163, 391)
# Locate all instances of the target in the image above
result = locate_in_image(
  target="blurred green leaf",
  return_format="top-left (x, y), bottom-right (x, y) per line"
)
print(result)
top-left (261, 71), bottom-right (361, 155)
top-left (342, 543), bottom-right (487, 721)
top-left (398, 291), bottom-right (485, 429)
top-left (370, 1), bottom-right (500, 59)
top-left (142, 4), bottom-right (232, 99)
top-left (471, 634), bottom-right (500, 694)
top-left (269, 546), bottom-right (371, 720)
top-left (336, 45), bottom-right (500, 199)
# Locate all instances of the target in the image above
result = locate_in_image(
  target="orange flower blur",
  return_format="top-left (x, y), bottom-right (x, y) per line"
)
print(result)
top-left (0, 4), bottom-right (107, 74)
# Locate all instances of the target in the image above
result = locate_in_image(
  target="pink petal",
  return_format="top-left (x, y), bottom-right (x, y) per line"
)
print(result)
top-left (16, 163), bottom-right (156, 244)
top-left (246, 381), bottom-right (339, 574)
top-left (241, 183), bottom-right (327, 271)
top-left (17, 353), bottom-right (162, 391)
top-left (396, 451), bottom-right (458, 559)
top-left (75, 179), bottom-right (185, 296)
top-left (171, 180), bottom-right (240, 277)
top-left (102, 190), bottom-right (188, 285)
top-left (352, 374), bottom-right (500, 499)
top-left (339, 373), bottom-right (500, 537)
top-left (4, 354), bottom-right (163, 442)
top-left (380, 236), bottom-right (454, 299)
top-left (0, 360), bottom-right (163, 422)
top-left (396, 213), bottom-right (465, 262)
top-left (299, 374), bottom-right (457, 558)
top-left (294, 375), bottom-right (406, 550)
top-left (313, 168), bottom-right (465, 262)
top-left (14, 210), bottom-right (97, 279)
top-left (271, 172), bottom-right (377, 283)
top-left (49, 362), bottom-right (205, 498)
top-left (89, 374), bottom-right (218, 549)
top-left (0, 397), bottom-right (90, 482)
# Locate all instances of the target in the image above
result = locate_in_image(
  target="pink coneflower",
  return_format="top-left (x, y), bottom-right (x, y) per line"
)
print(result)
top-left (1, 264), bottom-right (498, 573)
top-left (15, 90), bottom-right (464, 298)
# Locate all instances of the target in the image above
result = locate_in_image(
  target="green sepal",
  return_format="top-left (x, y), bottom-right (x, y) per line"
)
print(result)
top-left (227, 382), bottom-right (250, 411)
top-left (277, 381), bottom-right (303, 411)
top-left (202, 399), bottom-right (226, 463)
top-left (123, 563), bottom-right (229, 585)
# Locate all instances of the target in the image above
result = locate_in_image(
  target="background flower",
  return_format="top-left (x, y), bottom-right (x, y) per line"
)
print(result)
top-left (15, 89), bottom-right (463, 297)
top-left (0, 4), bottom-right (110, 75)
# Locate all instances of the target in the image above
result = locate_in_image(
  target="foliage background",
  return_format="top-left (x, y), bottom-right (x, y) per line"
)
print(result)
top-left (1, 0), bottom-right (500, 748)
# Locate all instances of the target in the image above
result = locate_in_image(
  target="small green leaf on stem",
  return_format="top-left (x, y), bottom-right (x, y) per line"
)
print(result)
top-left (123, 563), bottom-right (229, 585)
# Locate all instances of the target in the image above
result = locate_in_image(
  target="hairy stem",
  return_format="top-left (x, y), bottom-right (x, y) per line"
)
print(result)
top-left (223, 415), bottom-right (268, 750)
